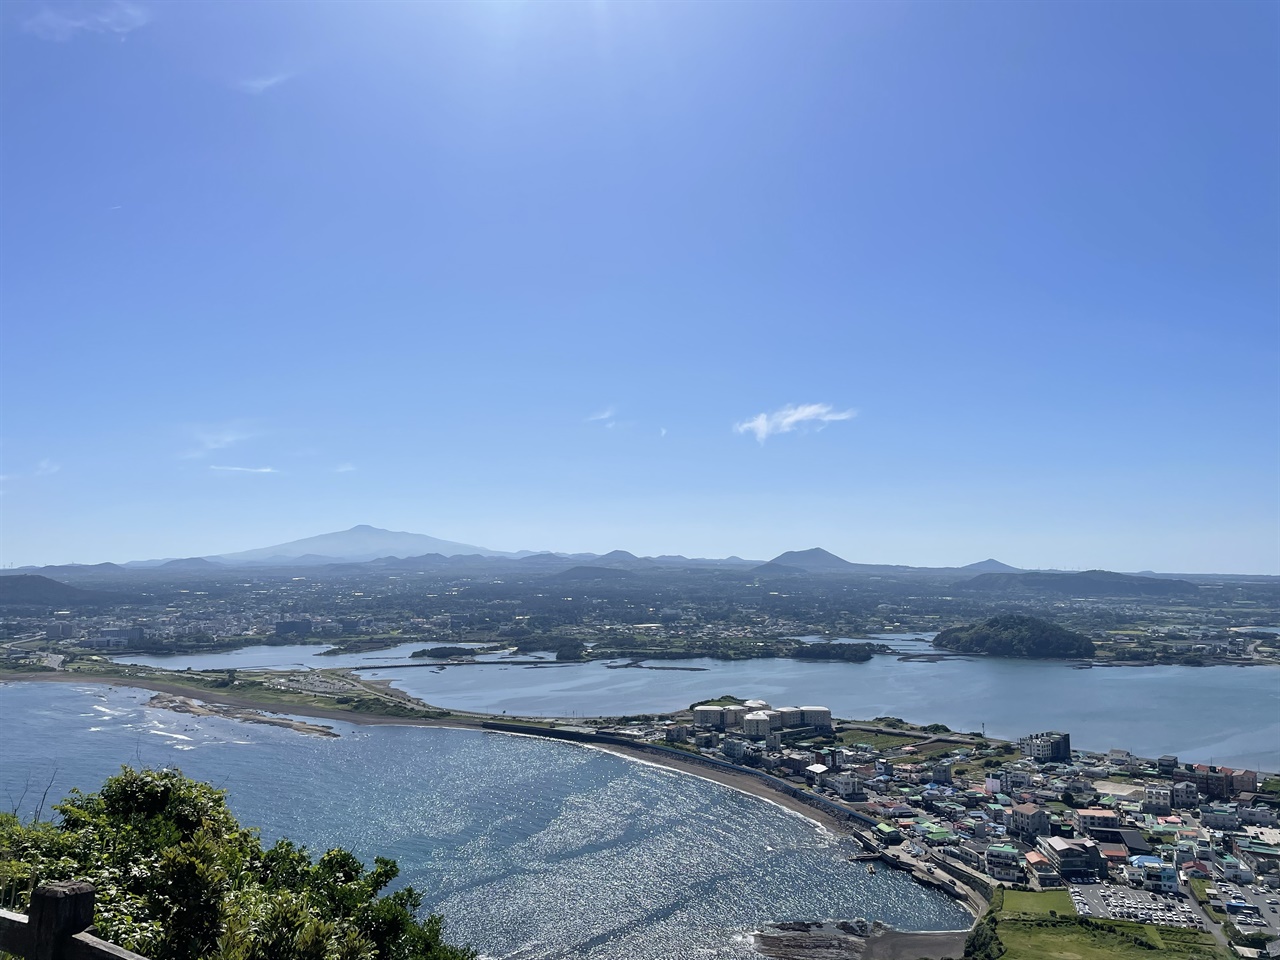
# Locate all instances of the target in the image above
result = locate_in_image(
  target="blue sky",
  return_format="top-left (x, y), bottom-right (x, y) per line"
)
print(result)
top-left (1, 0), bottom-right (1276, 573)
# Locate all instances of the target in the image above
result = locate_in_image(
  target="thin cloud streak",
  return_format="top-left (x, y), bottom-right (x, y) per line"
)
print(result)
top-left (238, 73), bottom-right (294, 95)
top-left (182, 424), bottom-right (255, 459)
top-left (34, 459), bottom-right (61, 476)
top-left (586, 406), bottom-right (616, 422)
top-left (334, 463), bottom-right (356, 473)
top-left (734, 403), bottom-right (855, 443)
top-left (24, 1), bottom-right (150, 41)
top-left (209, 465), bottom-right (277, 474)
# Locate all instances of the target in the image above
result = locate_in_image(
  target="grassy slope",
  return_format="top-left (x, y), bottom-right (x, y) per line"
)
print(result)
top-left (997, 919), bottom-right (1228, 960)
top-left (1000, 889), bottom-right (1075, 917)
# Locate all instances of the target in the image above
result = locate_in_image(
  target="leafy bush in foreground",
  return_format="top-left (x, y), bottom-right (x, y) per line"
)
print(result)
top-left (0, 767), bottom-right (474, 960)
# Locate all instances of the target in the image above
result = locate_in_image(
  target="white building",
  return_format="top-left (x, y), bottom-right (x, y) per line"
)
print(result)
top-left (776, 707), bottom-right (804, 728)
top-left (693, 705), bottom-right (724, 728)
top-left (743, 711), bottom-right (773, 739)
top-left (800, 706), bottom-right (833, 731)
top-left (830, 773), bottom-right (866, 801)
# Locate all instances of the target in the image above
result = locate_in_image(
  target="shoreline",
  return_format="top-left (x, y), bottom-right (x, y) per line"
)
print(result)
top-left (3, 671), bottom-right (863, 838)
top-left (7, 673), bottom-right (986, 957)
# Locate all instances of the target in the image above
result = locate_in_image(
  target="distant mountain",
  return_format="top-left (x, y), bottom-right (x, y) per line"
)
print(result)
top-left (960, 558), bottom-right (1022, 574)
top-left (594, 550), bottom-right (658, 570)
top-left (11, 562), bottom-right (128, 578)
top-left (963, 569), bottom-right (1199, 598)
top-left (159, 557), bottom-right (224, 570)
top-left (214, 525), bottom-right (512, 564)
top-left (750, 562), bottom-right (809, 576)
top-left (0, 574), bottom-right (115, 607)
top-left (764, 548), bottom-right (856, 573)
top-left (518, 553), bottom-right (574, 566)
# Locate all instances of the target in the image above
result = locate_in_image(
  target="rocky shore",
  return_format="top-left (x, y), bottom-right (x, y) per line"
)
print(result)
top-left (754, 921), bottom-right (969, 960)
top-left (144, 693), bottom-right (340, 737)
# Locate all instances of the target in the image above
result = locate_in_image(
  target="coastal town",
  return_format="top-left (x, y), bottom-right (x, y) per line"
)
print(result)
top-left (3, 553), bottom-right (1278, 959)
top-left (540, 698), bottom-right (1280, 957)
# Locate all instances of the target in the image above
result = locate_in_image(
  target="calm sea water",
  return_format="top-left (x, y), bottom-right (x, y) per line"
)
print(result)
top-left (115, 642), bottom-right (1280, 771)
top-left (1, 681), bottom-right (971, 960)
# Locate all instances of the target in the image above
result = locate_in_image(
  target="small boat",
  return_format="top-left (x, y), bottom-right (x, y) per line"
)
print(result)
top-left (867, 864), bottom-right (876, 875)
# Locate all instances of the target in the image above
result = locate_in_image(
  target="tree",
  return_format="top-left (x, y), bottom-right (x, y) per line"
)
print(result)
top-left (0, 767), bottom-right (474, 960)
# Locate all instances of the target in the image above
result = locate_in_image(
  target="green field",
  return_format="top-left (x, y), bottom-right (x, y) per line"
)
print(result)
top-left (1000, 889), bottom-right (1075, 917)
top-left (895, 739), bottom-right (960, 760)
top-left (997, 918), bottom-right (1229, 960)
top-left (836, 730), bottom-right (920, 751)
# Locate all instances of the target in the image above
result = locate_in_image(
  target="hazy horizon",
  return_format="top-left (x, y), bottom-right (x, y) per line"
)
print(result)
top-left (4, 521), bottom-right (1276, 577)
top-left (2, 1), bottom-right (1276, 576)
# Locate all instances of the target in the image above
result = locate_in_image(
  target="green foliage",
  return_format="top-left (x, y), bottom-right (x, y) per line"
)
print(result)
top-left (872, 716), bottom-right (907, 728)
top-left (934, 615), bottom-right (1095, 659)
top-left (0, 767), bottom-right (474, 960)
top-left (688, 695), bottom-right (746, 709)
top-left (409, 647), bottom-right (476, 659)
top-left (512, 636), bottom-right (586, 661)
top-left (789, 641), bottom-right (889, 662)
top-left (963, 914), bottom-right (1005, 959)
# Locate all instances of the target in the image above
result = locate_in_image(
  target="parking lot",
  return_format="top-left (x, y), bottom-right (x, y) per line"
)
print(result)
top-left (1067, 880), bottom-right (1208, 930)
top-left (1212, 879), bottom-right (1280, 930)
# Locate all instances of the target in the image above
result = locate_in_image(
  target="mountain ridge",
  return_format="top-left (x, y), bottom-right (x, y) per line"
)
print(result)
top-left (4, 526), bottom-right (1265, 578)
top-left (212, 525), bottom-right (516, 563)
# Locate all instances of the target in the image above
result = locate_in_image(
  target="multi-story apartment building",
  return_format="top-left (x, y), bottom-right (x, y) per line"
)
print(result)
top-left (1075, 808), bottom-right (1121, 837)
top-left (1008, 803), bottom-right (1051, 841)
top-left (1019, 731), bottom-right (1072, 762)
top-left (1037, 836), bottom-right (1106, 878)
top-left (1171, 781), bottom-right (1199, 809)
top-left (985, 843), bottom-right (1023, 883)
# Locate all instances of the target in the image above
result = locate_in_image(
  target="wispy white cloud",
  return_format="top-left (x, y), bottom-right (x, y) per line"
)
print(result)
top-left (210, 465), bottom-right (277, 474)
top-left (238, 73), bottom-right (294, 95)
top-left (182, 423), bottom-right (255, 459)
top-left (734, 403), bottom-right (856, 443)
top-left (34, 459), bottom-right (61, 476)
top-left (334, 463), bottom-right (356, 473)
top-left (24, 1), bottom-right (150, 42)
top-left (586, 406), bottom-right (616, 423)
top-left (659, 427), bottom-right (668, 438)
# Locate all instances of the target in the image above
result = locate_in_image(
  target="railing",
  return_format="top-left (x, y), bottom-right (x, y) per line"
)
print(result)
top-left (0, 882), bottom-right (147, 960)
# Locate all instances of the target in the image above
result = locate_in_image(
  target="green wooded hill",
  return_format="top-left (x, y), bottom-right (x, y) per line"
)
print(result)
top-left (934, 614), bottom-right (1095, 659)
top-left (0, 573), bottom-right (117, 608)
top-left (963, 569), bottom-right (1199, 597)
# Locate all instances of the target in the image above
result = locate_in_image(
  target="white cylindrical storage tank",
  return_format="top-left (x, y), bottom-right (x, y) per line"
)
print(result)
top-left (722, 705), bottom-right (748, 727)
top-left (743, 699), bottom-right (772, 711)
top-left (776, 707), bottom-right (803, 728)
top-left (800, 706), bottom-right (832, 729)
top-left (743, 711), bottom-right (772, 738)
top-left (693, 705), bottom-right (724, 728)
